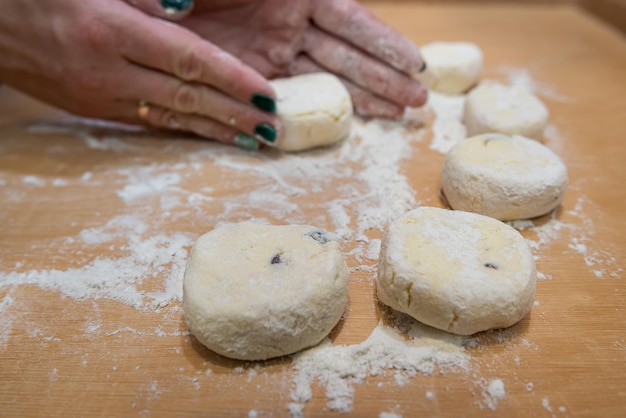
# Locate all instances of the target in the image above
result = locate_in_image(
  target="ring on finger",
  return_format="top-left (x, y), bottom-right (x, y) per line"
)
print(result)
top-left (137, 100), bottom-right (151, 120)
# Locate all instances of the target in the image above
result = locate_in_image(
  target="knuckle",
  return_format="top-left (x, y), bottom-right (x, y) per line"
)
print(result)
top-left (175, 43), bottom-right (204, 81)
top-left (172, 83), bottom-right (199, 113)
top-left (79, 16), bottom-right (116, 52)
top-left (152, 109), bottom-right (180, 130)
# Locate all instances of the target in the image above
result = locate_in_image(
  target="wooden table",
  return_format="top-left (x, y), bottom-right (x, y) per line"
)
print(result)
top-left (1, 2), bottom-right (625, 417)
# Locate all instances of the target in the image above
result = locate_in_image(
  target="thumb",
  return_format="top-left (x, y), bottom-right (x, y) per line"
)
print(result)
top-left (124, 0), bottom-right (194, 21)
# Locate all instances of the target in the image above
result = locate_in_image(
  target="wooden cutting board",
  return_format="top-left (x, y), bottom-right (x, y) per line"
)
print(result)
top-left (1, 2), bottom-right (625, 417)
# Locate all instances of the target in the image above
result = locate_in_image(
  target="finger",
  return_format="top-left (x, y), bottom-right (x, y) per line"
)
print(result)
top-left (311, 0), bottom-right (425, 75)
top-left (123, 0), bottom-right (194, 21)
top-left (289, 55), bottom-right (403, 119)
top-left (138, 103), bottom-right (261, 150)
top-left (115, 7), bottom-right (277, 113)
top-left (302, 27), bottom-right (427, 109)
top-left (124, 66), bottom-right (281, 144)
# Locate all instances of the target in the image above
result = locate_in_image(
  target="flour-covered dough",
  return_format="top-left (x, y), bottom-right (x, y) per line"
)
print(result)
top-left (463, 82), bottom-right (549, 140)
top-left (416, 41), bottom-right (483, 94)
top-left (183, 223), bottom-right (349, 360)
top-left (377, 207), bottom-right (536, 336)
top-left (442, 134), bottom-right (568, 221)
top-left (270, 72), bottom-right (353, 151)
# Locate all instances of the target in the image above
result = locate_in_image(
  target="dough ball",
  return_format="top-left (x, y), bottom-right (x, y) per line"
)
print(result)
top-left (183, 223), bottom-right (349, 361)
top-left (442, 133), bottom-right (568, 221)
top-left (416, 41), bottom-right (483, 94)
top-left (270, 72), bottom-right (353, 152)
top-left (463, 82), bottom-right (549, 139)
top-left (377, 207), bottom-right (536, 336)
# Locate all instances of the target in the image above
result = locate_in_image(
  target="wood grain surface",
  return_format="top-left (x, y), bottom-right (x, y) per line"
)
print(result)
top-left (1, 3), bottom-right (625, 417)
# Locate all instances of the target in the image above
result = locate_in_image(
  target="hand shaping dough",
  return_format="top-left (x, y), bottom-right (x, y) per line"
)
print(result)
top-left (415, 41), bottom-right (483, 94)
top-left (183, 223), bottom-right (349, 361)
top-left (377, 207), bottom-right (536, 336)
top-left (270, 72), bottom-right (353, 151)
top-left (463, 82), bottom-right (549, 140)
top-left (441, 133), bottom-right (568, 221)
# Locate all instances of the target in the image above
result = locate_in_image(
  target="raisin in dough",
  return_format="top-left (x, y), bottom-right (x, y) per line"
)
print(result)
top-left (442, 134), bottom-right (568, 221)
top-left (270, 72), bottom-right (353, 152)
top-left (415, 42), bottom-right (483, 94)
top-left (183, 223), bottom-right (349, 361)
top-left (377, 207), bottom-right (536, 336)
top-left (463, 82), bottom-right (549, 140)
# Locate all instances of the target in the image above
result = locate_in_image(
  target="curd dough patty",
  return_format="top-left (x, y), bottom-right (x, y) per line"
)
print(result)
top-left (377, 207), bottom-right (536, 335)
top-left (441, 133), bottom-right (568, 221)
top-left (463, 82), bottom-right (549, 140)
top-left (183, 223), bottom-right (349, 360)
top-left (416, 41), bottom-right (483, 94)
top-left (270, 72), bottom-right (353, 151)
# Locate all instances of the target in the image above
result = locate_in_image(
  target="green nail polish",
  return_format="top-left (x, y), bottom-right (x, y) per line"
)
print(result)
top-left (251, 94), bottom-right (276, 113)
top-left (419, 61), bottom-right (427, 73)
top-left (161, 0), bottom-right (193, 12)
top-left (254, 123), bottom-right (276, 143)
top-left (234, 133), bottom-right (260, 151)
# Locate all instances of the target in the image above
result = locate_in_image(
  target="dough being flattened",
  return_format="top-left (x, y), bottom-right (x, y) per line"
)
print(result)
top-left (416, 41), bottom-right (483, 94)
top-left (183, 223), bottom-right (349, 361)
top-left (377, 207), bottom-right (536, 335)
top-left (270, 73), bottom-right (353, 151)
top-left (463, 82), bottom-right (549, 140)
top-left (442, 134), bottom-right (568, 221)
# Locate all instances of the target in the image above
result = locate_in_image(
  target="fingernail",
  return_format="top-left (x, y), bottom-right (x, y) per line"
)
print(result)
top-left (251, 94), bottom-right (276, 113)
top-left (161, 0), bottom-right (193, 13)
top-left (233, 133), bottom-right (260, 151)
top-left (419, 61), bottom-right (428, 73)
top-left (254, 123), bottom-right (276, 143)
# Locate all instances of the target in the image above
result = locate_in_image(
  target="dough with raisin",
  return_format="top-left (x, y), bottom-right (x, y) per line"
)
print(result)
top-left (183, 223), bottom-right (349, 360)
top-left (270, 72), bottom-right (353, 151)
top-left (441, 133), bottom-right (568, 221)
top-left (377, 207), bottom-right (536, 335)
top-left (463, 82), bottom-right (549, 140)
top-left (416, 41), bottom-right (483, 94)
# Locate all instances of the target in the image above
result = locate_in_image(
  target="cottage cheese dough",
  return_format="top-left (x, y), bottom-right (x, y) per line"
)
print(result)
top-left (377, 207), bottom-right (536, 336)
top-left (416, 41), bottom-right (483, 94)
top-left (183, 223), bottom-right (349, 361)
top-left (463, 82), bottom-right (549, 139)
top-left (442, 134), bottom-right (568, 221)
top-left (270, 72), bottom-right (353, 151)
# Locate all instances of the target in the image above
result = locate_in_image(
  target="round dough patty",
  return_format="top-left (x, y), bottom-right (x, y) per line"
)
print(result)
top-left (416, 41), bottom-right (483, 94)
top-left (441, 133), bottom-right (568, 221)
top-left (377, 207), bottom-right (536, 336)
top-left (270, 72), bottom-right (353, 151)
top-left (183, 223), bottom-right (349, 360)
top-left (463, 82), bottom-right (549, 140)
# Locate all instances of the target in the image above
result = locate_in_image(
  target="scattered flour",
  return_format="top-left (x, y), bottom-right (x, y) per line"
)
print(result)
top-left (426, 92), bottom-right (467, 154)
top-left (480, 378), bottom-right (506, 410)
top-left (290, 318), bottom-right (468, 413)
top-left (379, 412), bottom-right (402, 418)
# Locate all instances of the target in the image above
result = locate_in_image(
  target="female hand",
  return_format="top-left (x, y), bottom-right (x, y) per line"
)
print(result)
top-left (0, 0), bottom-right (280, 150)
top-left (132, 0), bottom-right (428, 119)
top-left (181, 0), bottom-right (428, 118)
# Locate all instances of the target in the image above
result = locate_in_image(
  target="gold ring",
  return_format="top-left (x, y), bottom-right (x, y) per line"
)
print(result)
top-left (137, 100), bottom-right (150, 120)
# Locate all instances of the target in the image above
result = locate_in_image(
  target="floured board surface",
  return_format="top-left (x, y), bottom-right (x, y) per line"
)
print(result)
top-left (1, 3), bottom-right (625, 417)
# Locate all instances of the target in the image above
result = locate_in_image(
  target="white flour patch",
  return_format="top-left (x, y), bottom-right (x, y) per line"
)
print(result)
top-left (0, 217), bottom-right (192, 311)
top-left (479, 378), bottom-right (506, 410)
top-left (499, 66), bottom-right (574, 103)
top-left (290, 316), bottom-right (468, 413)
top-left (427, 92), bottom-right (467, 154)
